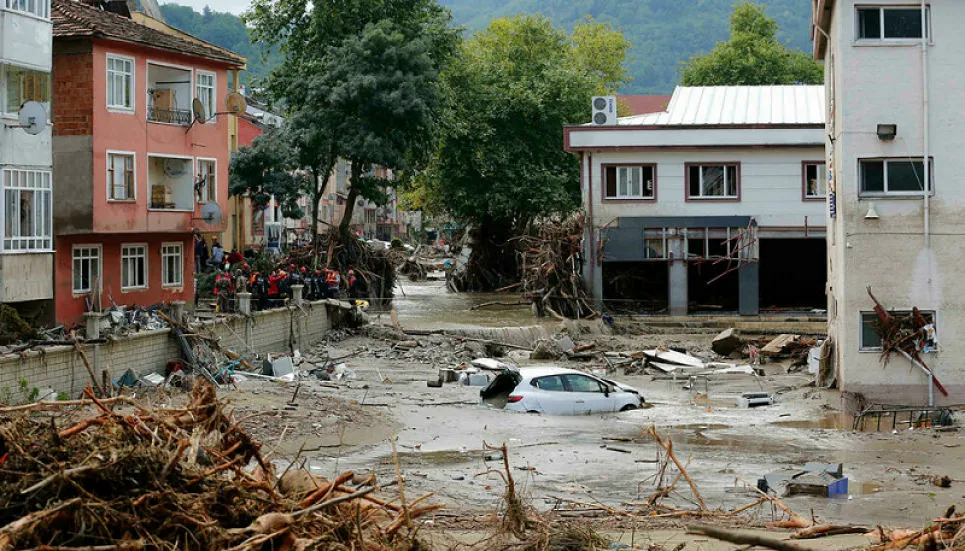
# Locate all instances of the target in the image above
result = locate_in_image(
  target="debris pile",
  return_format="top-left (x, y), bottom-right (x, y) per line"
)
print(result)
top-left (0, 381), bottom-right (439, 550)
top-left (518, 214), bottom-right (597, 320)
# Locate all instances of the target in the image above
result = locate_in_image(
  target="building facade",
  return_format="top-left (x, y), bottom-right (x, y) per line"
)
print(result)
top-left (565, 86), bottom-right (827, 316)
top-left (51, 0), bottom-right (244, 325)
top-left (813, 0), bottom-right (961, 405)
top-left (0, 0), bottom-right (55, 320)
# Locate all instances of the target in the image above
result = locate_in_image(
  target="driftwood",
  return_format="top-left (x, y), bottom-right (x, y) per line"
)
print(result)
top-left (688, 524), bottom-right (821, 551)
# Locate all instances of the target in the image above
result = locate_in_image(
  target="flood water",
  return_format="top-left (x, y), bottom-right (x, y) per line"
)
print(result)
top-left (382, 279), bottom-right (550, 331)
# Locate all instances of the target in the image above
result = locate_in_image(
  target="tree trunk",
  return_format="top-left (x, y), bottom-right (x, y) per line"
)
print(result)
top-left (338, 160), bottom-right (363, 241)
top-left (310, 165), bottom-right (322, 250)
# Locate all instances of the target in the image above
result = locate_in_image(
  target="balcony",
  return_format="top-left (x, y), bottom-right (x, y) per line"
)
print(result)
top-left (147, 155), bottom-right (194, 211)
top-left (146, 63), bottom-right (192, 126)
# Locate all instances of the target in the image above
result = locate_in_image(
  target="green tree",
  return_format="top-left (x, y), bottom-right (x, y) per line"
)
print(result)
top-left (413, 15), bottom-right (628, 287)
top-left (680, 1), bottom-right (822, 86)
top-left (228, 128), bottom-right (305, 219)
top-left (285, 107), bottom-right (338, 246)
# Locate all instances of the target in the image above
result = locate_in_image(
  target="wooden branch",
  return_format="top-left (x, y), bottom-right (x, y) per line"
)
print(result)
top-left (688, 524), bottom-right (820, 551)
top-left (649, 426), bottom-right (707, 511)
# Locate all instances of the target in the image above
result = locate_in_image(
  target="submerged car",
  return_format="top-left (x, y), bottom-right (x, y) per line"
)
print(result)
top-left (480, 366), bottom-right (644, 415)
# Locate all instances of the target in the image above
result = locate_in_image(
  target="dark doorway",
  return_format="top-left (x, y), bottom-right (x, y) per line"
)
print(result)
top-left (602, 262), bottom-right (669, 314)
top-left (688, 260), bottom-right (739, 313)
top-left (759, 238), bottom-right (826, 311)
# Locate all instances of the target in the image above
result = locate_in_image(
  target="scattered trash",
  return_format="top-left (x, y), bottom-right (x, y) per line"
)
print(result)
top-left (737, 392), bottom-right (774, 408)
top-left (759, 463), bottom-right (848, 497)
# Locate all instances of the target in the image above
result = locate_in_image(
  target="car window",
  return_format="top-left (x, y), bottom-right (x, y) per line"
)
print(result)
top-left (563, 374), bottom-right (604, 393)
top-left (532, 375), bottom-right (565, 391)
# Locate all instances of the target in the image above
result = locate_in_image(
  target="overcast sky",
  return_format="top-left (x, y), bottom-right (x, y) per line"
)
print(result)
top-left (162, 0), bottom-right (249, 16)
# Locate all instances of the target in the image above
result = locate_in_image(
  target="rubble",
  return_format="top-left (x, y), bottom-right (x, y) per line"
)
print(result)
top-left (711, 327), bottom-right (743, 356)
top-left (518, 214), bottom-right (597, 319)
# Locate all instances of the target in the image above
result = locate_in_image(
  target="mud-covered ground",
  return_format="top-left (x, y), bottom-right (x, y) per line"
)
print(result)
top-left (224, 281), bottom-right (964, 533)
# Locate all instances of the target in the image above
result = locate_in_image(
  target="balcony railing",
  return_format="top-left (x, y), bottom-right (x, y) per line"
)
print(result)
top-left (147, 106), bottom-right (192, 126)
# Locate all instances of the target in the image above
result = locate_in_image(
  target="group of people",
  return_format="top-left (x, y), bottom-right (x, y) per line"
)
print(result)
top-left (211, 263), bottom-right (364, 313)
top-left (194, 233), bottom-right (244, 274)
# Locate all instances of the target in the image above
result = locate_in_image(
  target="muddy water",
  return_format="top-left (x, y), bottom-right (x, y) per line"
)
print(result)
top-left (385, 280), bottom-right (547, 330)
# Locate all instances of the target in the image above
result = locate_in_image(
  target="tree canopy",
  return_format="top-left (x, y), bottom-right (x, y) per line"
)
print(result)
top-left (413, 15), bottom-right (629, 233)
top-left (679, 1), bottom-right (822, 87)
top-left (228, 128), bottom-right (305, 219)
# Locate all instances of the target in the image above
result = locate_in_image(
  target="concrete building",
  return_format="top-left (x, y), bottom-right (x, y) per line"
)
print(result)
top-left (0, 0), bottom-right (54, 320)
top-left (564, 86), bottom-right (827, 316)
top-left (813, 1), bottom-right (960, 405)
top-left (51, 0), bottom-right (244, 325)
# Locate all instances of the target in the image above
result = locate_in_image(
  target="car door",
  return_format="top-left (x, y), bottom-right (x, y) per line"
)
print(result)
top-left (530, 375), bottom-right (570, 414)
top-left (562, 374), bottom-right (612, 414)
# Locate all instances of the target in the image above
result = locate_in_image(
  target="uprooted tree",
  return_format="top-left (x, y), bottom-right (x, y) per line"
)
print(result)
top-left (410, 14), bottom-right (630, 290)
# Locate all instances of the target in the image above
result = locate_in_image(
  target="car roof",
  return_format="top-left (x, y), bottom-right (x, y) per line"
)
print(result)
top-left (517, 366), bottom-right (593, 380)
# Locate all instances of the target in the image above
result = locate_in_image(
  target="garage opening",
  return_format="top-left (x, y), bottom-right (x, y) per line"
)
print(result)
top-left (688, 237), bottom-right (739, 313)
top-left (602, 261), bottom-right (668, 314)
top-left (759, 238), bottom-right (826, 311)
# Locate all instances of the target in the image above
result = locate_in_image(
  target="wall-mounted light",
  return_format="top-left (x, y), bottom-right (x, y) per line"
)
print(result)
top-left (865, 203), bottom-right (880, 220)
top-left (876, 124), bottom-right (897, 141)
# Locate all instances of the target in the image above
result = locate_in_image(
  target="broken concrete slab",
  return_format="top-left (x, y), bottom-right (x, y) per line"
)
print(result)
top-left (554, 335), bottom-right (576, 355)
top-left (643, 348), bottom-right (705, 368)
top-left (761, 334), bottom-right (800, 356)
top-left (530, 340), bottom-right (558, 360)
top-left (712, 328), bottom-right (743, 356)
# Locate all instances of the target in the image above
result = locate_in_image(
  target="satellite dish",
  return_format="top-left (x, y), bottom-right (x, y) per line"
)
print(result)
top-left (200, 202), bottom-right (223, 225)
top-left (164, 158), bottom-right (187, 177)
top-left (192, 98), bottom-right (206, 124)
top-left (224, 92), bottom-right (247, 115)
top-left (357, 199), bottom-right (365, 207)
top-left (10, 101), bottom-right (46, 135)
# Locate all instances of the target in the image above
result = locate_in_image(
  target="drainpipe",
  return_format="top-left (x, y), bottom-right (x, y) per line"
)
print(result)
top-left (585, 153), bottom-right (596, 301)
top-left (921, 0), bottom-right (930, 249)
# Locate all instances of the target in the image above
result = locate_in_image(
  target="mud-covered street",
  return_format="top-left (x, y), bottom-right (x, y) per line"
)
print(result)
top-left (224, 281), bottom-right (965, 532)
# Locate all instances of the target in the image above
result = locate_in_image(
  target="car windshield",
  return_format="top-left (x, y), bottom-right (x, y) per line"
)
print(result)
top-left (532, 375), bottom-right (565, 391)
top-left (563, 374), bottom-right (604, 393)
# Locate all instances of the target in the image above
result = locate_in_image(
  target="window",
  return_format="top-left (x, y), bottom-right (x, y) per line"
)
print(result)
top-left (857, 6), bottom-right (929, 40)
top-left (106, 55), bottom-right (134, 110)
top-left (532, 375), bottom-right (565, 392)
top-left (161, 243), bottom-right (183, 287)
top-left (197, 159), bottom-right (216, 203)
top-left (860, 311), bottom-right (936, 351)
top-left (859, 158), bottom-right (932, 195)
top-left (72, 246), bottom-right (100, 294)
top-left (3, 0), bottom-right (50, 19)
top-left (687, 164), bottom-right (739, 199)
top-left (195, 71), bottom-right (215, 121)
top-left (562, 374), bottom-right (605, 393)
top-left (3, 66), bottom-right (51, 115)
top-left (804, 162), bottom-right (827, 199)
top-left (108, 152), bottom-right (135, 201)
top-left (604, 165), bottom-right (655, 199)
top-left (120, 244), bottom-right (147, 290)
top-left (365, 209), bottom-right (376, 224)
top-left (3, 169), bottom-right (52, 252)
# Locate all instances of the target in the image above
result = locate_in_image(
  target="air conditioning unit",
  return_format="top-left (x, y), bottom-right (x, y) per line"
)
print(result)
top-left (591, 96), bottom-right (617, 126)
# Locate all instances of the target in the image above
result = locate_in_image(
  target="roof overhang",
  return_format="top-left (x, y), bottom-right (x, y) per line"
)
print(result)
top-left (812, 0), bottom-right (835, 60)
top-left (563, 124), bottom-right (826, 152)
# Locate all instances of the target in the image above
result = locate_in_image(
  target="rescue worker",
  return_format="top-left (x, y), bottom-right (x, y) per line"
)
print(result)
top-left (214, 269), bottom-right (233, 313)
top-left (347, 269), bottom-right (360, 299)
top-left (313, 269), bottom-right (325, 301)
top-left (277, 267), bottom-right (291, 302)
top-left (303, 268), bottom-right (315, 300)
top-left (267, 269), bottom-right (282, 307)
top-left (233, 268), bottom-right (248, 294)
top-left (325, 267), bottom-right (341, 299)
top-left (241, 263), bottom-right (251, 282)
top-left (252, 271), bottom-right (269, 311)
top-left (289, 264), bottom-right (303, 289)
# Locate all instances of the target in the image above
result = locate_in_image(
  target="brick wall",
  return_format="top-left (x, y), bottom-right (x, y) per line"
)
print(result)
top-left (53, 50), bottom-right (94, 137)
top-left (0, 300), bottom-right (340, 398)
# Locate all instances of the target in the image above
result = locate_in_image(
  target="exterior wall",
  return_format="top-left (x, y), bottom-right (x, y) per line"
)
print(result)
top-left (0, 301), bottom-right (335, 397)
top-left (54, 233), bottom-right (194, 326)
top-left (585, 148), bottom-right (826, 231)
top-left (1, 5), bottom-right (54, 305)
top-left (823, 0), bottom-right (965, 405)
top-left (87, 39), bottom-right (230, 236)
top-left (238, 117), bottom-right (262, 147)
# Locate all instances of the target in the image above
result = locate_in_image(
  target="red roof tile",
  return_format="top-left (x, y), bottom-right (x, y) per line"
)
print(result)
top-left (618, 94), bottom-right (672, 116)
top-left (53, 0), bottom-right (245, 66)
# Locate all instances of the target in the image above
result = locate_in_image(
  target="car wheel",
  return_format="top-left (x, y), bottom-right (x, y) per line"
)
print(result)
top-left (620, 404), bottom-right (638, 412)
top-left (527, 410), bottom-right (541, 414)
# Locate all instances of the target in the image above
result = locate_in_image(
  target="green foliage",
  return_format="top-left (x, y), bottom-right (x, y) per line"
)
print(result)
top-left (680, 1), bottom-right (823, 86)
top-left (228, 127), bottom-right (306, 219)
top-left (57, 392), bottom-right (70, 401)
top-left (415, 15), bottom-right (628, 232)
top-left (17, 378), bottom-right (39, 404)
top-left (158, 4), bottom-right (282, 85)
top-left (390, 238), bottom-right (404, 249)
top-left (438, 0), bottom-right (815, 93)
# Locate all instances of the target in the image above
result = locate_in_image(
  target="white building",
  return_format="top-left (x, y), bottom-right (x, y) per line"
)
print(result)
top-left (0, 0), bottom-right (54, 317)
top-left (813, 1), bottom-right (958, 405)
top-left (564, 86), bottom-right (826, 316)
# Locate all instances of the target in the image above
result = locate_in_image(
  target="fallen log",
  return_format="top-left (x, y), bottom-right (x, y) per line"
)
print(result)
top-left (688, 524), bottom-right (821, 551)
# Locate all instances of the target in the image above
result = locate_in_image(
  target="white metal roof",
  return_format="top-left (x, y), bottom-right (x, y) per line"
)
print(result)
top-left (616, 85), bottom-right (825, 126)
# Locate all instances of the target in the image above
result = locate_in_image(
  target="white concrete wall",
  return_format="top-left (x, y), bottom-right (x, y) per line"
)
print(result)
top-left (825, 0), bottom-right (965, 405)
top-left (586, 148), bottom-right (826, 230)
top-left (0, 10), bottom-right (53, 71)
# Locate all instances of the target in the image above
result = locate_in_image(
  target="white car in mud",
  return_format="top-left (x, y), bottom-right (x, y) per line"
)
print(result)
top-left (480, 366), bottom-right (644, 415)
